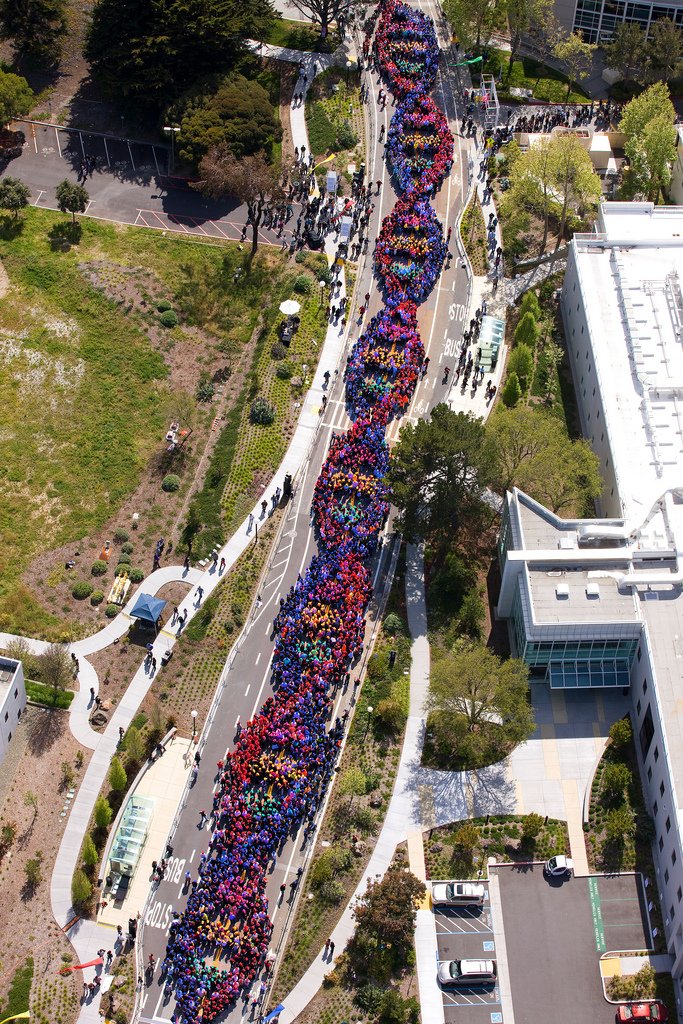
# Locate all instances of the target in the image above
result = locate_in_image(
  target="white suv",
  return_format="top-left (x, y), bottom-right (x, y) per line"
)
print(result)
top-left (432, 881), bottom-right (486, 907)
top-left (438, 959), bottom-right (497, 987)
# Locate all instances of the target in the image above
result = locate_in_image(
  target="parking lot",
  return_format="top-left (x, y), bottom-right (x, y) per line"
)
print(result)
top-left (17, 120), bottom-right (168, 182)
top-left (433, 886), bottom-right (503, 1024)
top-left (433, 868), bottom-right (652, 1024)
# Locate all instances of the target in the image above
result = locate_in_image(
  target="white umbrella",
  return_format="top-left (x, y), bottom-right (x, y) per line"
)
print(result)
top-left (279, 299), bottom-right (301, 315)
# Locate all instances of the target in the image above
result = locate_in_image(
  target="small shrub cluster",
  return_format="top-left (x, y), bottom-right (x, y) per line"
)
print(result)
top-left (250, 396), bottom-right (276, 425)
top-left (91, 559), bottom-right (108, 576)
top-left (72, 580), bottom-right (93, 600)
top-left (162, 474), bottom-right (181, 492)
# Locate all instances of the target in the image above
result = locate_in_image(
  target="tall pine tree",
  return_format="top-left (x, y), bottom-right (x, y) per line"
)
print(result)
top-left (0, 0), bottom-right (67, 66)
top-left (85, 0), bottom-right (275, 111)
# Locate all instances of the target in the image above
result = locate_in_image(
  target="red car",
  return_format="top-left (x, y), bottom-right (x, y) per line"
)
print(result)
top-left (617, 1002), bottom-right (669, 1023)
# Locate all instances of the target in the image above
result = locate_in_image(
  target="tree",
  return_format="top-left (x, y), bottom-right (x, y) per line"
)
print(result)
top-left (646, 19), bottom-right (683, 83)
top-left (196, 147), bottom-right (279, 264)
top-left (171, 74), bottom-right (281, 168)
top-left (24, 790), bottom-right (38, 822)
top-left (86, 0), bottom-right (275, 110)
top-left (94, 796), bottom-right (112, 829)
top-left (124, 725), bottom-right (145, 764)
top-left (38, 642), bottom-right (71, 698)
top-left (507, 343), bottom-right (534, 391)
top-left (487, 405), bottom-right (602, 514)
top-left (549, 134), bottom-right (602, 249)
top-left (428, 642), bottom-right (534, 766)
top-left (0, 70), bottom-right (33, 127)
top-left (609, 717), bottom-right (632, 750)
top-left (109, 756), bottom-right (127, 792)
top-left (60, 760), bottom-right (75, 790)
top-left (507, 0), bottom-right (553, 64)
top-left (181, 501), bottom-right (202, 550)
top-left (352, 866), bottom-right (425, 959)
top-left (82, 833), bottom-right (99, 869)
top-left (285, 0), bottom-right (360, 39)
top-left (55, 179), bottom-right (89, 224)
top-left (602, 761), bottom-right (632, 801)
top-left (519, 290), bottom-right (540, 320)
top-left (514, 311), bottom-right (539, 349)
top-left (507, 138), bottom-right (559, 253)
top-left (553, 32), bottom-right (595, 98)
top-left (620, 82), bottom-right (677, 201)
top-left (24, 852), bottom-right (43, 891)
top-left (71, 868), bottom-right (93, 911)
top-left (502, 371), bottom-right (522, 408)
top-left (0, 0), bottom-right (67, 65)
top-left (339, 767), bottom-right (367, 805)
top-left (604, 22), bottom-right (647, 83)
top-left (387, 404), bottom-right (496, 545)
top-left (452, 821), bottom-right (479, 856)
top-left (521, 812), bottom-right (544, 841)
top-left (0, 176), bottom-right (30, 219)
top-left (0, 820), bottom-right (16, 856)
top-left (442, 0), bottom-right (502, 49)
top-left (605, 805), bottom-right (636, 843)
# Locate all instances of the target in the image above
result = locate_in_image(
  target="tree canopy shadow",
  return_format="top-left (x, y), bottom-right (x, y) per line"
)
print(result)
top-left (26, 706), bottom-right (66, 755)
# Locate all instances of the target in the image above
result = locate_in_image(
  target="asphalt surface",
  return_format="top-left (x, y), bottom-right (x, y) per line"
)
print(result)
top-left (433, 887), bottom-right (503, 1024)
top-left (494, 865), bottom-right (648, 1024)
top-left (97, 8), bottom-right (473, 1023)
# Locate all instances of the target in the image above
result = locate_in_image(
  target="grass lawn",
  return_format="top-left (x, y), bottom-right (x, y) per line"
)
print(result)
top-left (259, 17), bottom-right (339, 53)
top-left (0, 208), bottom-right (294, 637)
top-left (480, 49), bottom-right (590, 104)
top-left (0, 956), bottom-right (33, 1019)
top-left (25, 679), bottom-right (75, 709)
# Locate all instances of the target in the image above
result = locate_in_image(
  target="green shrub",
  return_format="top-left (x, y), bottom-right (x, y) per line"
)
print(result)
top-left (502, 371), bottom-right (522, 407)
top-left (91, 559), bottom-right (108, 576)
top-left (310, 845), bottom-right (353, 890)
top-left (113, 528), bottom-right (129, 543)
top-left (159, 309), bottom-right (179, 328)
top-left (250, 397), bottom-right (276, 425)
top-left (383, 612), bottom-right (405, 636)
top-left (307, 101), bottom-right (336, 154)
top-left (508, 343), bottom-right (534, 391)
top-left (355, 984), bottom-right (385, 1014)
top-left (94, 795), bottom-right (112, 828)
top-left (162, 474), bottom-right (181, 492)
top-left (293, 274), bottom-right (312, 294)
top-left (71, 869), bottom-right (92, 911)
top-left (129, 566), bottom-right (144, 582)
top-left (117, 551), bottom-right (131, 564)
top-left (318, 878), bottom-right (345, 905)
top-left (276, 361), bottom-right (295, 380)
top-left (375, 698), bottom-right (407, 736)
top-left (196, 371), bottom-right (215, 402)
top-left (352, 807), bottom-right (377, 834)
top-left (72, 580), bottom-right (93, 600)
top-left (609, 717), bottom-right (632, 749)
top-left (514, 311), bottom-right (539, 349)
top-left (520, 291), bottom-right (541, 319)
top-left (90, 589), bottom-right (104, 606)
top-left (156, 299), bottom-right (173, 312)
top-left (336, 120), bottom-right (358, 149)
top-left (105, 604), bottom-right (119, 618)
top-left (114, 563), bottom-right (131, 577)
top-left (271, 341), bottom-right (287, 360)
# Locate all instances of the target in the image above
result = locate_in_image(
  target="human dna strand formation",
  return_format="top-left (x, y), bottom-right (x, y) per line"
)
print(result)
top-left (161, 2), bottom-right (452, 1019)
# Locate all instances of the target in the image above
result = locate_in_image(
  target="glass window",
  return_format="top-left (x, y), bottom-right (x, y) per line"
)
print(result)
top-left (639, 706), bottom-right (655, 758)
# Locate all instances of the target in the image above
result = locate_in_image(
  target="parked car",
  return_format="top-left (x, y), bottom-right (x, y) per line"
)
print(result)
top-left (544, 854), bottom-right (573, 877)
top-left (617, 1002), bottom-right (669, 1022)
top-left (432, 881), bottom-right (485, 907)
top-left (437, 959), bottom-right (497, 988)
top-left (0, 129), bottom-right (25, 159)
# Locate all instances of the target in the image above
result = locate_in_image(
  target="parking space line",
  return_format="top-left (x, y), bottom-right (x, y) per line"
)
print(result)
top-left (128, 141), bottom-right (136, 171)
top-left (33, 189), bottom-right (45, 206)
top-left (79, 130), bottom-right (86, 159)
top-left (31, 125), bottom-right (37, 153)
top-left (103, 136), bottom-right (111, 167)
top-left (54, 126), bottom-right (61, 157)
top-left (152, 146), bottom-right (161, 176)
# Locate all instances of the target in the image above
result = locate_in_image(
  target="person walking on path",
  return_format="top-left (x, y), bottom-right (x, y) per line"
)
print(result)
top-left (196, 586), bottom-right (203, 603)
top-left (328, 939), bottom-right (335, 958)
top-left (323, 939), bottom-right (330, 957)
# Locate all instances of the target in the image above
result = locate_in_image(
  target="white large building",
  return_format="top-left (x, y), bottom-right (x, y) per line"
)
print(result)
top-left (0, 657), bottom-right (26, 765)
top-left (498, 202), bottom-right (683, 984)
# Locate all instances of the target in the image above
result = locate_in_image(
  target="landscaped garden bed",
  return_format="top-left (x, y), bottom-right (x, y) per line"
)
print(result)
top-left (460, 194), bottom-right (488, 275)
top-left (307, 68), bottom-right (365, 185)
top-left (424, 813), bottom-right (569, 879)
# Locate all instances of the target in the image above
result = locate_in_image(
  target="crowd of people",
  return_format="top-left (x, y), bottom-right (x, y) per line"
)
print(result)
top-left (312, 415), bottom-right (391, 557)
top-left (374, 195), bottom-right (448, 305)
top-left (163, 1), bottom-right (452, 1019)
top-left (344, 300), bottom-right (423, 420)
top-left (387, 92), bottom-right (454, 196)
top-left (375, 0), bottom-right (439, 99)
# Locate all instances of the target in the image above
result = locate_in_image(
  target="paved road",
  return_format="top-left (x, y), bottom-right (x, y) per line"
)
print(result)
top-left (135, 9), bottom-right (476, 1022)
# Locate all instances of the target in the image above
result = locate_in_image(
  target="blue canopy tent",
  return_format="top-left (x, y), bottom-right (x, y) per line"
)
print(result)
top-left (130, 593), bottom-right (167, 632)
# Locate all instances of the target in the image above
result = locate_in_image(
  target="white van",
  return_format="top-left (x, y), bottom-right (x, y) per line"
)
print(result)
top-left (437, 959), bottom-right (497, 987)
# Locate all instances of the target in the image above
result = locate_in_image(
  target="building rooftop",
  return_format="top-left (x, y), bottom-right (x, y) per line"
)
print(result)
top-left (0, 658), bottom-right (20, 704)
top-left (573, 203), bottom-right (683, 539)
top-left (526, 565), bottom-right (639, 626)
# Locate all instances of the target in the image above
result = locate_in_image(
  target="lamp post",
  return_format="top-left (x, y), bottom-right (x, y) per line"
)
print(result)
top-left (191, 709), bottom-right (197, 741)
top-left (363, 705), bottom-right (374, 742)
top-left (346, 59), bottom-right (353, 84)
top-left (163, 125), bottom-right (180, 175)
top-left (319, 279), bottom-right (326, 308)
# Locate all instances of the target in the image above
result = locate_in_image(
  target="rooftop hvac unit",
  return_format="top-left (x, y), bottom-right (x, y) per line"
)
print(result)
top-left (585, 583), bottom-right (601, 598)
top-left (555, 583), bottom-right (570, 599)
